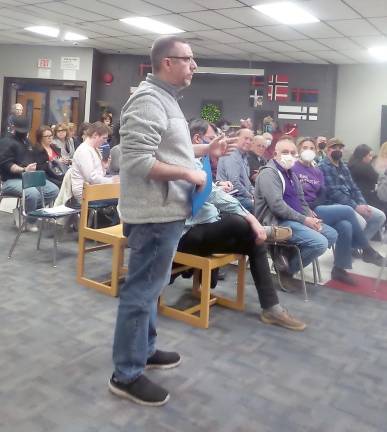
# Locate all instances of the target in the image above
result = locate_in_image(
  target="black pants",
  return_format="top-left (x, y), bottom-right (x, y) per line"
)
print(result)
top-left (178, 214), bottom-right (279, 309)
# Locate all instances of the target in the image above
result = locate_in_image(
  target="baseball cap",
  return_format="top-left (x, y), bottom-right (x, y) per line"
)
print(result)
top-left (327, 137), bottom-right (344, 148)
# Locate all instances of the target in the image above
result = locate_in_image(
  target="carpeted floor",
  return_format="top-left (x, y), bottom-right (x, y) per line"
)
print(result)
top-left (1, 210), bottom-right (387, 432)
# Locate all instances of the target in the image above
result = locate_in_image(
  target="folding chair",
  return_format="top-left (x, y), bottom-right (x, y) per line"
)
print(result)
top-left (8, 171), bottom-right (80, 267)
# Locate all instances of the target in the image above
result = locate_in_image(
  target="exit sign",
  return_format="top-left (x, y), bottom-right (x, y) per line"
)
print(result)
top-left (38, 58), bottom-right (52, 69)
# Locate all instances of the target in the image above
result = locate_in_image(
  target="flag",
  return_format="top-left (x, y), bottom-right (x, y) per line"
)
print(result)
top-left (251, 75), bottom-right (265, 87)
top-left (267, 74), bottom-right (288, 101)
top-left (291, 88), bottom-right (319, 103)
top-left (139, 63), bottom-right (152, 76)
top-left (278, 105), bottom-right (318, 121)
top-left (249, 88), bottom-right (264, 107)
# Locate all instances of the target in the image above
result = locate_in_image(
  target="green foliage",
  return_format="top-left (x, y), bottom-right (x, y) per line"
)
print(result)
top-left (200, 103), bottom-right (221, 123)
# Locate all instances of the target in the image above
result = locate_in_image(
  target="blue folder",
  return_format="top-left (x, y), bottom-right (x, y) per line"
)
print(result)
top-left (191, 155), bottom-right (212, 217)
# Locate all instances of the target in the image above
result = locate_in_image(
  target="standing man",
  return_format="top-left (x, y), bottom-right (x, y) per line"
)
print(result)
top-left (109, 36), bottom-right (214, 407)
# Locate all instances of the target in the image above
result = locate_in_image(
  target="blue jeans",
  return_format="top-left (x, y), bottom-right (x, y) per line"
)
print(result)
top-left (112, 220), bottom-right (185, 383)
top-left (315, 204), bottom-right (368, 269)
top-left (237, 196), bottom-right (253, 213)
top-left (279, 220), bottom-right (337, 274)
top-left (3, 178), bottom-right (59, 221)
top-left (354, 205), bottom-right (386, 240)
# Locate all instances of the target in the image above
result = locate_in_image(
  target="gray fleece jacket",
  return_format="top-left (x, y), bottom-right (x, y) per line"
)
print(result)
top-left (254, 159), bottom-right (310, 225)
top-left (118, 74), bottom-right (196, 224)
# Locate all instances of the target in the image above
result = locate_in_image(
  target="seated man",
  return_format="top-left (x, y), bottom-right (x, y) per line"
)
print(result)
top-left (0, 117), bottom-right (59, 232)
top-left (216, 128), bottom-right (255, 212)
top-left (319, 138), bottom-right (386, 241)
top-left (247, 134), bottom-right (267, 185)
top-left (255, 136), bottom-right (338, 290)
top-left (71, 121), bottom-right (119, 206)
top-left (176, 119), bottom-right (306, 331)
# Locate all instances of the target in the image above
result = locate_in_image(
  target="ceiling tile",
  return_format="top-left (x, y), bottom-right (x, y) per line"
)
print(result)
top-left (193, 0), bottom-right (243, 8)
top-left (203, 42), bottom-right (250, 54)
top-left (315, 37), bottom-right (361, 50)
top-left (39, 2), bottom-right (107, 21)
top-left (182, 10), bottom-right (242, 28)
top-left (216, 7), bottom-right (277, 26)
top-left (262, 52), bottom-right (299, 62)
top-left (258, 40), bottom-right (301, 52)
top-left (77, 21), bottom-right (128, 37)
top-left (294, 22), bottom-right (342, 38)
top-left (197, 29), bottom-right (244, 43)
top-left (99, 0), bottom-right (169, 15)
top-left (287, 39), bottom-right (330, 50)
top-left (313, 50), bottom-right (356, 63)
top-left (302, 0), bottom-right (361, 20)
top-left (155, 14), bottom-right (212, 31)
top-left (64, 0), bottom-right (128, 19)
top-left (228, 41), bottom-right (271, 52)
top-left (224, 27), bottom-right (274, 42)
top-left (351, 35), bottom-right (387, 48)
top-left (256, 25), bottom-right (306, 41)
top-left (368, 17), bottom-right (387, 35)
top-left (286, 51), bottom-right (322, 61)
top-left (145, 0), bottom-right (205, 12)
top-left (327, 19), bottom-right (381, 37)
top-left (20, 5), bottom-right (80, 24)
top-left (339, 49), bottom-right (374, 62)
top-left (344, 0), bottom-right (387, 18)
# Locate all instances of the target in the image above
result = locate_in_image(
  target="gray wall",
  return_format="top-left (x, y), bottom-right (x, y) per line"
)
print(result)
top-left (0, 44), bottom-right (94, 125)
top-left (91, 54), bottom-right (338, 137)
top-left (336, 63), bottom-right (387, 152)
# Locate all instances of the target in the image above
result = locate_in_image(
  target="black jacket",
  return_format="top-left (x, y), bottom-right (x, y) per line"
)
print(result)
top-left (348, 160), bottom-right (378, 205)
top-left (0, 134), bottom-right (35, 181)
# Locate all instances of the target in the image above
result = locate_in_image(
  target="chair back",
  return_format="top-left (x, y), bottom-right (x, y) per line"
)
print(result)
top-left (80, 183), bottom-right (120, 231)
top-left (21, 171), bottom-right (47, 215)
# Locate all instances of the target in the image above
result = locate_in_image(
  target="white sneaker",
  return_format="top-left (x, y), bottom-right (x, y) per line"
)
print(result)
top-left (26, 224), bottom-right (39, 233)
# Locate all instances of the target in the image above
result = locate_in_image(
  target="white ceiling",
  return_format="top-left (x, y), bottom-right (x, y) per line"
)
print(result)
top-left (1, 0), bottom-right (387, 64)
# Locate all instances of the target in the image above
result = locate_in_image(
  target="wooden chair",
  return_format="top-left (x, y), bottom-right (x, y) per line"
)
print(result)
top-left (77, 183), bottom-right (127, 297)
top-left (159, 252), bottom-right (246, 329)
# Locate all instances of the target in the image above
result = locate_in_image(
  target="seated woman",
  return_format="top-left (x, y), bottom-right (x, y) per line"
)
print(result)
top-left (52, 123), bottom-right (75, 162)
top-left (348, 144), bottom-right (387, 219)
top-left (292, 137), bottom-right (383, 284)
top-left (71, 121), bottom-right (119, 207)
top-left (31, 125), bottom-right (68, 187)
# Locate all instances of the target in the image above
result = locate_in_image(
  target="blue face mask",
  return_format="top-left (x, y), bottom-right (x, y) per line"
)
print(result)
top-left (265, 125), bottom-right (273, 133)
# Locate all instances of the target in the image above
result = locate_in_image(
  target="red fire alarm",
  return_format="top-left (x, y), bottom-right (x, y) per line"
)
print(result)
top-left (102, 72), bottom-right (114, 86)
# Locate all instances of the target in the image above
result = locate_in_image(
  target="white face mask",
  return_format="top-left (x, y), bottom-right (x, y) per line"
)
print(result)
top-left (265, 139), bottom-right (272, 148)
top-left (279, 154), bottom-right (296, 170)
top-left (300, 149), bottom-right (316, 163)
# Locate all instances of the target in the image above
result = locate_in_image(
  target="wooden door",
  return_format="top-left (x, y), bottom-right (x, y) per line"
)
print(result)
top-left (17, 91), bottom-right (45, 144)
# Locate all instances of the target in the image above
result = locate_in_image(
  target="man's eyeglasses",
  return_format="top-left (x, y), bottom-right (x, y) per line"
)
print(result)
top-left (57, 129), bottom-right (66, 132)
top-left (167, 56), bottom-right (196, 64)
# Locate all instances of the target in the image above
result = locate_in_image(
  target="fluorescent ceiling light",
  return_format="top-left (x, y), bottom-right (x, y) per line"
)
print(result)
top-left (64, 32), bottom-right (88, 41)
top-left (120, 17), bottom-right (185, 34)
top-left (24, 26), bottom-right (59, 38)
top-left (253, 2), bottom-right (319, 25)
top-left (368, 46), bottom-right (387, 61)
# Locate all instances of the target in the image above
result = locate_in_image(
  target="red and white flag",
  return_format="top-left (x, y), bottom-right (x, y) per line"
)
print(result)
top-left (267, 74), bottom-right (288, 102)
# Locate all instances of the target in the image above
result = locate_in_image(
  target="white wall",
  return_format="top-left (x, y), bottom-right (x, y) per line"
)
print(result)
top-left (335, 63), bottom-right (387, 152)
top-left (0, 44), bottom-right (94, 125)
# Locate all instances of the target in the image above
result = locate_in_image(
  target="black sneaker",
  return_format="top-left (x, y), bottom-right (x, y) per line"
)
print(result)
top-left (108, 374), bottom-right (170, 407)
top-left (146, 350), bottom-right (181, 370)
top-left (362, 248), bottom-right (385, 266)
top-left (331, 267), bottom-right (357, 286)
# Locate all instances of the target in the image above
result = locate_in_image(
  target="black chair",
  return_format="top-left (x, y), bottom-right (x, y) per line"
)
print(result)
top-left (8, 171), bottom-right (80, 267)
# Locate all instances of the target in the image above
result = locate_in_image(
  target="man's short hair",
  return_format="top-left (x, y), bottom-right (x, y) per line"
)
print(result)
top-left (151, 36), bottom-right (188, 73)
top-left (86, 121), bottom-right (111, 137)
top-left (189, 118), bottom-right (210, 139)
top-left (237, 127), bottom-right (253, 136)
top-left (275, 136), bottom-right (296, 152)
